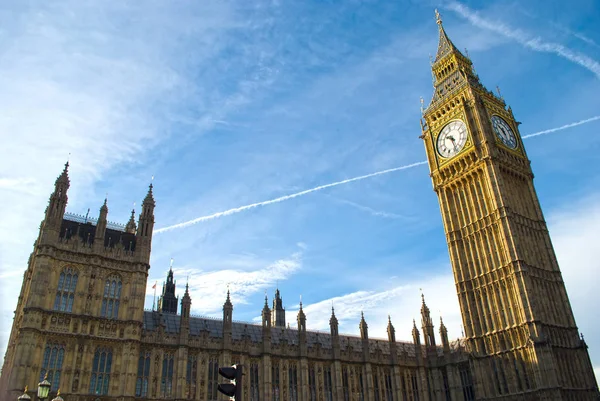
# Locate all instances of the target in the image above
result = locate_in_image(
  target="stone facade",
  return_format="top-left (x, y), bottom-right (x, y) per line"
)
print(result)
top-left (0, 162), bottom-right (473, 401)
top-left (1, 10), bottom-right (598, 401)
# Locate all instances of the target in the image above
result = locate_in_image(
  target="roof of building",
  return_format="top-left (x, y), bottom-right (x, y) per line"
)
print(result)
top-left (142, 311), bottom-right (464, 357)
top-left (59, 215), bottom-right (136, 250)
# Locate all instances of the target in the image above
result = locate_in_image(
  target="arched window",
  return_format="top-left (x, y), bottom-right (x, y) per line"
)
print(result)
top-left (53, 268), bottom-right (78, 312)
top-left (136, 351), bottom-right (151, 397)
top-left (161, 353), bottom-right (174, 397)
top-left (89, 347), bottom-right (112, 395)
top-left (39, 343), bottom-right (65, 391)
top-left (101, 276), bottom-right (122, 319)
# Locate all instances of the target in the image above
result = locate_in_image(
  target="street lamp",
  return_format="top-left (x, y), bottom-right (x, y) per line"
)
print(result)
top-left (37, 374), bottom-right (51, 400)
top-left (51, 390), bottom-right (64, 401)
top-left (17, 386), bottom-right (31, 400)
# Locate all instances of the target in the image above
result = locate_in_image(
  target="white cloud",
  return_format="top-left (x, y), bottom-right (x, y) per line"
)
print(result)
top-left (148, 251), bottom-right (303, 316)
top-left (284, 272), bottom-right (461, 343)
top-left (0, 0), bottom-right (250, 362)
top-left (546, 193), bottom-right (600, 381)
top-left (447, 1), bottom-right (600, 79)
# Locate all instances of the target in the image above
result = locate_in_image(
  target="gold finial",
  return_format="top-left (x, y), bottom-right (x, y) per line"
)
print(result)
top-left (57, 389), bottom-right (61, 395)
top-left (24, 386), bottom-right (28, 392)
top-left (435, 9), bottom-right (442, 25)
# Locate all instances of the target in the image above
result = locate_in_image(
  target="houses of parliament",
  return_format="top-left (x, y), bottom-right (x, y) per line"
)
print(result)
top-left (1, 11), bottom-right (598, 401)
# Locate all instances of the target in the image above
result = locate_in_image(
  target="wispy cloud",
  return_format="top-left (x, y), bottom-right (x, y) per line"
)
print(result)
top-left (327, 196), bottom-right (407, 220)
top-left (282, 271), bottom-right (462, 342)
top-left (150, 251), bottom-right (303, 316)
top-left (447, 2), bottom-right (600, 79)
top-left (155, 115), bottom-right (600, 234)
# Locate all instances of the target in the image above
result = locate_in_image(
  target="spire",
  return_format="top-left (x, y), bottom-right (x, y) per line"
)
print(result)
top-left (225, 286), bottom-right (233, 308)
top-left (55, 161), bottom-right (70, 187)
top-left (44, 161), bottom-right (71, 228)
top-left (412, 319), bottom-right (421, 345)
top-left (359, 311), bottom-right (368, 340)
top-left (223, 285), bottom-right (233, 327)
top-left (425, 9), bottom-right (479, 112)
top-left (329, 305), bottom-right (339, 336)
top-left (387, 315), bottom-right (396, 343)
top-left (440, 316), bottom-right (450, 350)
top-left (136, 180), bottom-right (155, 263)
top-left (180, 279), bottom-right (192, 319)
top-left (433, 9), bottom-right (466, 64)
top-left (272, 286), bottom-right (286, 328)
top-left (421, 293), bottom-right (436, 348)
top-left (159, 264), bottom-right (178, 314)
top-left (262, 292), bottom-right (271, 329)
top-left (297, 295), bottom-right (306, 332)
top-left (125, 207), bottom-right (137, 234)
top-left (144, 182), bottom-right (155, 206)
top-left (95, 197), bottom-right (109, 242)
top-left (100, 197), bottom-right (108, 212)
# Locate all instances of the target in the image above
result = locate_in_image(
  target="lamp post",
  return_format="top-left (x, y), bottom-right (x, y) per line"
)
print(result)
top-left (51, 390), bottom-right (64, 401)
top-left (16, 378), bottom-right (63, 401)
top-left (17, 386), bottom-right (31, 401)
top-left (37, 375), bottom-right (51, 401)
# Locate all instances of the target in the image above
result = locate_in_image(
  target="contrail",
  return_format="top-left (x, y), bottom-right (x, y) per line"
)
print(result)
top-left (154, 161), bottom-right (427, 233)
top-left (522, 115), bottom-right (600, 139)
top-left (155, 115), bottom-right (600, 234)
top-left (447, 2), bottom-right (600, 79)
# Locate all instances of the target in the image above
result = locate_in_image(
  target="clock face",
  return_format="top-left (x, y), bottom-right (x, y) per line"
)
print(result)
top-left (436, 120), bottom-right (468, 158)
top-left (491, 115), bottom-right (517, 149)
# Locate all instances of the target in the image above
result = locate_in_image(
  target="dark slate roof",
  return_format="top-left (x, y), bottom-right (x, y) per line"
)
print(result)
top-left (60, 216), bottom-right (136, 250)
top-left (142, 311), bottom-right (418, 355)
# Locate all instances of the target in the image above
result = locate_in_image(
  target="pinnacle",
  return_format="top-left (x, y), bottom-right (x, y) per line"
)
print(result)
top-left (55, 160), bottom-right (71, 186)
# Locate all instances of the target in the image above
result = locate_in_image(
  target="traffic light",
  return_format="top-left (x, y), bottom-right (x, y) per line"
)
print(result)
top-left (217, 364), bottom-right (243, 400)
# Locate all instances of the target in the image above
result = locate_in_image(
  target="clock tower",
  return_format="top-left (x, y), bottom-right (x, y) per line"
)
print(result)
top-left (420, 11), bottom-right (599, 401)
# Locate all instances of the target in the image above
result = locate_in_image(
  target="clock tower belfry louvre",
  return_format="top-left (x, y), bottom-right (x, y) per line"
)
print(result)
top-left (420, 11), bottom-right (599, 401)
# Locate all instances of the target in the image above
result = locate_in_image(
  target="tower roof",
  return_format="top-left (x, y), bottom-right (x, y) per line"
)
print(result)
top-left (55, 161), bottom-right (70, 187)
top-left (433, 9), bottom-right (466, 64)
top-left (143, 182), bottom-right (155, 206)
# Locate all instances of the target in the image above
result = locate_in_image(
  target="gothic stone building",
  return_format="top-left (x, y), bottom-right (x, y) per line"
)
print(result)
top-left (1, 11), bottom-right (599, 401)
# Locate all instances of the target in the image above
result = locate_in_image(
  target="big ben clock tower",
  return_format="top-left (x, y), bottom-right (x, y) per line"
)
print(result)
top-left (421, 11), bottom-right (599, 401)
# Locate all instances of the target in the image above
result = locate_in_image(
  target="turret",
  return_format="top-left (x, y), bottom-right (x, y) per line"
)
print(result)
top-left (297, 298), bottom-right (306, 333)
top-left (158, 265), bottom-right (178, 314)
top-left (412, 319), bottom-right (421, 346)
top-left (125, 208), bottom-right (137, 234)
top-left (136, 183), bottom-right (155, 263)
top-left (329, 306), bottom-right (339, 337)
top-left (421, 294), bottom-right (436, 348)
top-left (271, 287), bottom-right (286, 327)
top-left (387, 315), bottom-right (396, 343)
top-left (180, 282), bottom-right (191, 320)
top-left (223, 288), bottom-right (233, 329)
top-left (42, 162), bottom-right (70, 238)
top-left (297, 298), bottom-right (307, 356)
top-left (330, 306), bottom-right (340, 358)
top-left (262, 294), bottom-right (271, 332)
top-left (95, 198), bottom-right (108, 243)
top-left (359, 311), bottom-right (368, 340)
top-left (387, 315), bottom-right (397, 364)
top-left (439, 317), bottom-right (450, 352)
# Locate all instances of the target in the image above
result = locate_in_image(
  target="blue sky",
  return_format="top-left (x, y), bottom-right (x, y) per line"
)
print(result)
top-left (1, 0), bottom-right (600, 380)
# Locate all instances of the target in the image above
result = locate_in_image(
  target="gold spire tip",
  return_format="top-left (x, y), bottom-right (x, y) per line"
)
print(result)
top-left (435, 9), bottom-right (442, 25)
